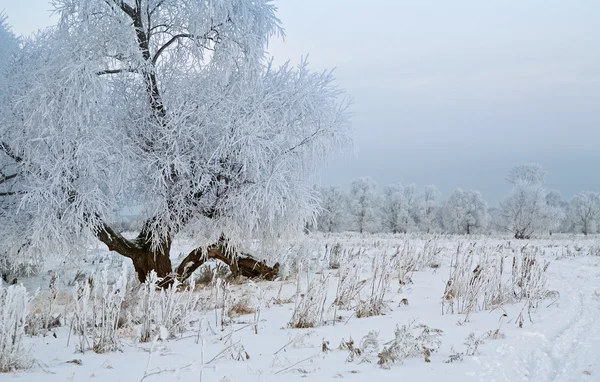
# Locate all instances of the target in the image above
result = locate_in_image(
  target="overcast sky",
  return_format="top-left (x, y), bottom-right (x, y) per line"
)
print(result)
top-left (2, 0), bottom-right (599, 205)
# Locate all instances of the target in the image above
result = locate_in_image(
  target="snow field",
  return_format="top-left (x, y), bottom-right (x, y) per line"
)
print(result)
top-left (1, 233), bottom-right (599, 382)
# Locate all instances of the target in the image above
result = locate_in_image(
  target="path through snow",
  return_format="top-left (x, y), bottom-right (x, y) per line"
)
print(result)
top-left (479, 257), bottom-right (600, 382)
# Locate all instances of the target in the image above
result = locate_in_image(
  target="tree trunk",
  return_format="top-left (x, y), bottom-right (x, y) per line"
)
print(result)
top-left (172, 242), bottom-right (280, 285)
top-left (131, 248), bottom-right (173, 282)
top-left (94, 222), bottom-right (279, 287)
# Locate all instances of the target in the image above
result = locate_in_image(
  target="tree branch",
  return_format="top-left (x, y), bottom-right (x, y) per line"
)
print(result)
top-left (96, 68), bottom-right (138, 76)
top-left (114, 0), bottom-right (137, 19)
top-left (149, 0), bottom-right (167, 16)
top-left (152, 22), bottom-right (224, 65)
top-left (0, 141), bottom-right (23, 163)
top-left (152, 33), bottom-right (192, 65)
top-left (283, 126), bottom-right (323, 155)
top-left (0, 172), bottom-right (17, 185)
top-left (93, 222), bottom-right (140, 259)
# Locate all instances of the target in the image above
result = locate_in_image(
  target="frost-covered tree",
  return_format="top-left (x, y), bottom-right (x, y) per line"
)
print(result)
top-left (0, 1), bottom-right (351, 283)
top-left (0, 16), bottom-right (25, 276)
top-left (315, 186), bottom-right (348, 233)
top-left (382, 183), bottom-right (417, 233)
top-left (499, 164), bottom-right (552, 239)
top-left (442, 189), bottom-right (488, 234)
top-left (382, 184), bottom-right (402, 234)
top-left (569, 191), bottom-right (600, 235)
top-left (400, 183), bottom-right (418, 231)
top-left (544, 189), bottom-right (566, 235)
top-left (417, 185), bottom-right (442, 233)
top-left (348, 177), bottom-right (381, 233)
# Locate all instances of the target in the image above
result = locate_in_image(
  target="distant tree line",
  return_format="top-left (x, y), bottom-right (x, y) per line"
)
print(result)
top-left (313, 164), bottom-right (600, 238)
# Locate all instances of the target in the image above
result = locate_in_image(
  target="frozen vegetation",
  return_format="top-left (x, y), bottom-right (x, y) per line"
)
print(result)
top-left (0, 233), bottom-right (599, 381)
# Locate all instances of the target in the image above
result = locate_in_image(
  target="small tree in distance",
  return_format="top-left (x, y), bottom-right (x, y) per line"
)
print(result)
top-left (499, 164), bottom-right (552, 239)
top-left (316, 186), bottom-right (348, 233)
top-left (569, 191), bottom-right (600, 235)
top-left (418, 185), bottom-right (442, 233)
top-left (442, 188), bottom-right (488, 235)
top-left (382, 183), bottom-right (417, 234)
top-left (348, 177), bottom-right (381, 233)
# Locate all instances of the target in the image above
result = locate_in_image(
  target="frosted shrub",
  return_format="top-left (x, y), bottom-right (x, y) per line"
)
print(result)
top-left (394, 240), bottom-right (441, 285)
top-left (444, 348), bottom-right (464, 363)
top-left (464, 333), bottom-right (484, 356)
top-left (419, 239), bottom-right (443, 268)
top-left (396, 241), bottom-right (417, 285)
top-left (127, 272), bottom-right (200, 342)
top-left (72, 277), bottom-right (92, 352)
top-left (160, 280), bottom-right (199, 338)
top-left (442, 243), bottom-right (552, 321)
top-left (343, 330), bottom-right (381, 363)
top-left (396, 239), bottom-right (442, 281)
top-left (512, 247), bottom-right (551, 311)
top-left (442, 244), bottom-right (509, 316)
top-left (326, 243), bottom-right (343, 269)
top-left (355, 252), bottom-right (395, 318)
top-left (0, 284), bottom-right (33, 372)
top-left (289, 273), bottom-right (330, 328)
top-left (25, 274), bottom-right (61, 336)
top-left (358, 330), bottom-right (381, 363)
top-left (70, 266), bottom-right (128, 353)
top-left (138, 271), bottom-right (159, 343)
top-left (92, 267), bottom-right (127, 353)
top-left (209, 278), bottom-right (233, 330)
top-left (334, 251), bottom-right (363, 309)
top-left (377, 322), bottom-right (443, 368)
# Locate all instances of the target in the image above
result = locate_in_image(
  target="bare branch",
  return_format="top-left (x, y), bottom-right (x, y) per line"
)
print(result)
top-left (96, 68), bottom-right (138, 76)
top-left (0, 172), bottom-right (17, 185)
top-left (152, 33), bottom-right (192, 64)
top-left (283, 127), bottom-right (323, 155)
top-left (0, 191), bottom-right (22, 196)
top-left (152, 22), bottom-right (224, 64)
top-left (0, 141), bottom-right (23, 162)
top-left (149, 0), bottom-right (167, 16)
top-left (93, 222), bottom-right (140, 259)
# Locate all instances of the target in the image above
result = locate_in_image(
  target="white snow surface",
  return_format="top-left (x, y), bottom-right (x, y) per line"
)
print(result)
top-left (2, 233), bottom-right (599, 382)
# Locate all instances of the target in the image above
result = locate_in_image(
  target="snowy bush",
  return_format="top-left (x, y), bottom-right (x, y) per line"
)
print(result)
top-left (289, 273), bottom-right (330, 328)
top-left (442, 242), bottom-right (552, 319)
top-left (72, 277), bottom-right (92, 352)
top-left (92, 267), bottom-right (128, 353)
top-left (70, 266), bottom-right (128, 353)
top-left (0, 284), bottom-right (33, 372)
top-left (356, 252), bottom-right (395, 318)
top-left (161, 282), bottom-right (200, 338)
top-left (442, 243), bottom-right (507, 316)
top-left (333, 248), bottom-right (364, 309)
top-left (25, 274), bottom-right (62, 336)
top-left (126, 271), bottom-right (200, 342)
top-left (377, 322), bottom-right (443, 368)
top-left (342, 330), bottom-right (381, 363)
top-left (463, 333), bottom-right (484, 356)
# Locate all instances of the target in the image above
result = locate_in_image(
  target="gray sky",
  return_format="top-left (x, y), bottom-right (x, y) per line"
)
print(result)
top-left (2, 0), bottom-right (599, 205)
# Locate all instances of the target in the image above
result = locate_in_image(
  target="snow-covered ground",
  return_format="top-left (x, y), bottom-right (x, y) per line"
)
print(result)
top-left (2, 233), bottom-right (599, 382)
